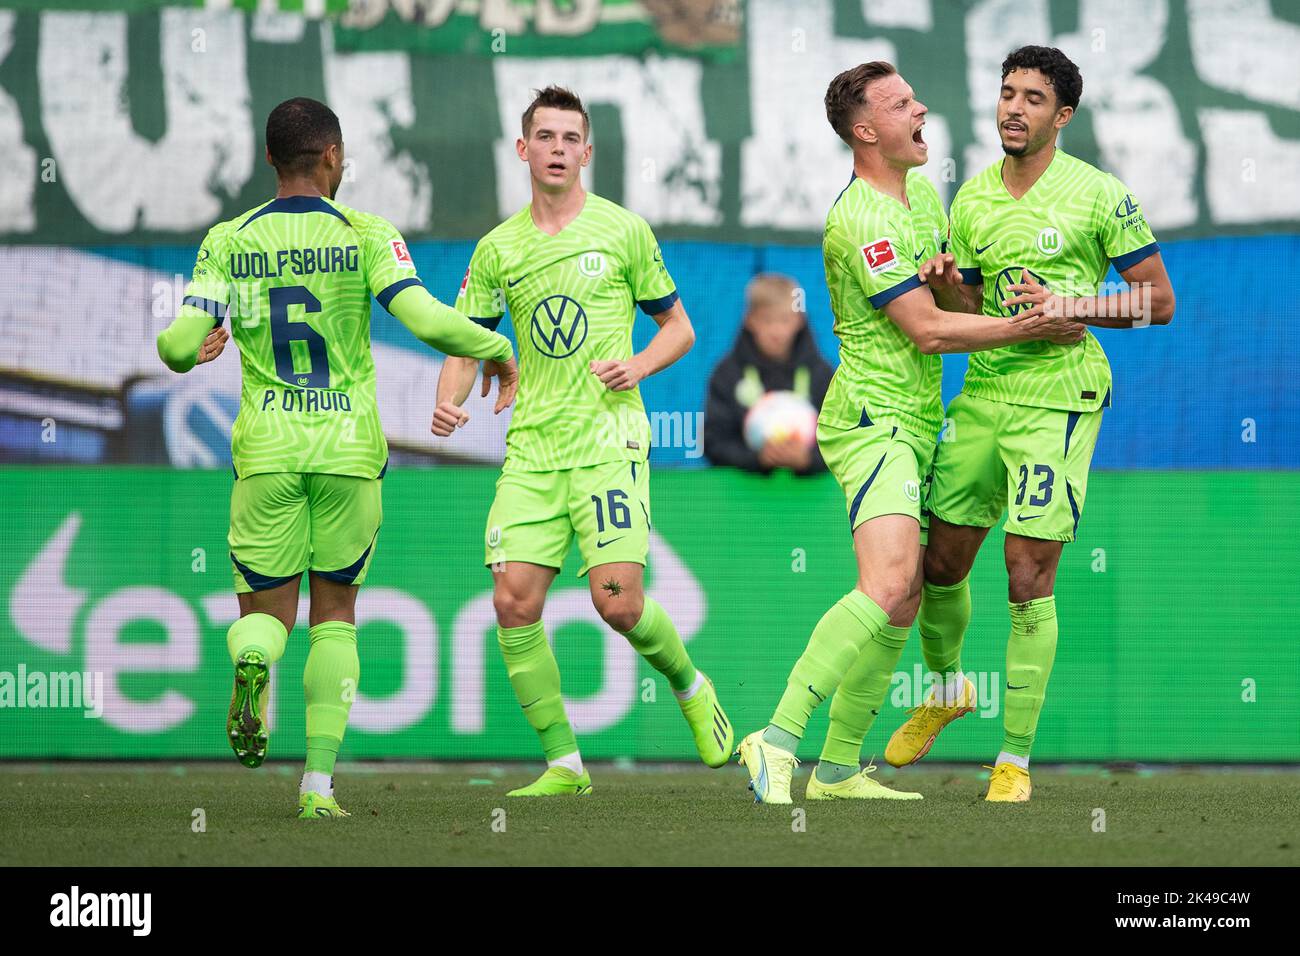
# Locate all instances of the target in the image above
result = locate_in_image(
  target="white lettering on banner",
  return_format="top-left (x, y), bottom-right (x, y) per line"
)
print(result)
top-left (10, 511), bottom-right (706, 741)
top-left (1198, 110), bottom-right (1300, 223)
top-left (1188, 0), bottom-right (1300, 111)
top-left (349, 588), bottom-right (437, 733)
top-left (740, 0), bottom-right (895, 229)
top-left (491, 56), bottom-right (722, 226)
top-left (1056, 0), bottom-right (1197, 228)
top-left (36, 10), bottom-right (253, 232)
top-left (10, 512), bottom-right (84, 655)
top-left (321, 24), bottom-right (432, 231)
top-left (0, 12), bottom-right (35, 232)
top-left (1188, 0), bottom-right (1300, 224)
top-left (862, 0), bottom-right (933, 31)
top-left (85, 587), bottom-right (197, 733)
top-left (965, 0), bottom-right (1197, 229)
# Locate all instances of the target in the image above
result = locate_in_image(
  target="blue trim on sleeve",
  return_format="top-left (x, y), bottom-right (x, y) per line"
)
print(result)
top-left (867, 274), bottom-right (923, 309)
top-left (238, 195), bottom-right (352, 231)
top-left (1111, 241), bottom-right (1159, 272)
top-left (637, 289), bottom-right (680, 316)
top-left (183, 295), bottom-right (227, 322)
top-left (468, 315), bottom-right (503, 331)
top-left (959, 267), bottom-right (983, 286)
top-left (376, 277), bottom-right (423, 312)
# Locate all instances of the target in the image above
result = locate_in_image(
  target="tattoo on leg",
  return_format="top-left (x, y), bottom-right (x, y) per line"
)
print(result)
top-left (601, 578), bottom-right (624, 597)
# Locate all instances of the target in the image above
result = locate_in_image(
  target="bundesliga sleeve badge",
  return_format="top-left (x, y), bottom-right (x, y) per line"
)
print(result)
top-left (861, 237), bottom-right (897, 275)
top-left (390, 239), bottom-right (415, 268)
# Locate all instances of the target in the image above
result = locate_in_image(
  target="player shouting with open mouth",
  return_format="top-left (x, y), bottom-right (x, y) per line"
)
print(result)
top-left (736, 63), bottom-right (1087, 804)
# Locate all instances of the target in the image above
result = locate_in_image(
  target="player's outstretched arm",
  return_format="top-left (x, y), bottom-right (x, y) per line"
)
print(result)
top-left (1003, 254), bottom-right (1175, 329)
top-left (432, 354), bottom-right (503, 437)
top-left (591, 299), bottom-right (695, 392)
top-left (388, 284), bottom-right (513, 363)
top-left (884, 282), bottom-right (1085, 354)
top-left (156, 310), bottom-right (228, 373)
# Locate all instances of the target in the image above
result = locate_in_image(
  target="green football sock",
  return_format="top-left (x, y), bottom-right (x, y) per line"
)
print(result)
top-left (1002, 596), bottom-right (1058, 758)
top-left (303, 621), bottom-right (359, 775)
top-left (771, 589), bottom-right (890, 741)
top-left (918, 577), bottom-right (970, 678)
top-left (818, 622), bottom-right (911, 773)
top-left (497, 621), bottom-right (579, 762)
top-left (622, 597), bottom-right (696, 693)
top-left (226, 612), bottom-right (287, 665)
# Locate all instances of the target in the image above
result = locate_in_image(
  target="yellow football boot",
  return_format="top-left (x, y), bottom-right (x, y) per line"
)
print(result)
top-left (806, 761), bottom-right (923, 801)
top-left (984, 762), bottom-right (1032, 802)
top-left (884, 675), bottom-right (976, 767)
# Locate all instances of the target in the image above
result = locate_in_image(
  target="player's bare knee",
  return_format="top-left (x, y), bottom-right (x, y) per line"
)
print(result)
top-left (595, 593), bottom-right (643, 634)
top-left (1006, 561), bottom-right (1055, 604)
top-left (493, 589), bottom-right (544, 629)
top-left (858, 573), bottom-right (912, 618)
top-left (924, 549), bottom-right (970, 587)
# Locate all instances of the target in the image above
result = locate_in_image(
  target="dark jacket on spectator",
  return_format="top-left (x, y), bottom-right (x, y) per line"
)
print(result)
top-left (704, 323), bottom-right (834, 475)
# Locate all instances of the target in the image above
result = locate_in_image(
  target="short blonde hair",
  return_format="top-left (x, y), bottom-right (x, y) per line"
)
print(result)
top-left (744, 273), bottom-right (802, 316)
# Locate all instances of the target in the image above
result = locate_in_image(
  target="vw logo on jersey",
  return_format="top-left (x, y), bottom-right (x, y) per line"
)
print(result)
top-left (578, 252), bottom-right (606, 278)
top-left (903, 479), bottom-right (920, 502)
top-left (993, 266), bottom-right (1049, 317)
top-left (1036, 226), bottom-right (1063, 257)
top-left (530, 294), bottom-right (588, 358)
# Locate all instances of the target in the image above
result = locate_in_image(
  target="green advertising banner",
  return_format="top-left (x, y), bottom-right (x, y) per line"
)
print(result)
top-left (1, 0), bottom-right (1297, 245)
top-left (3, 467), bottom-right (1297, 762)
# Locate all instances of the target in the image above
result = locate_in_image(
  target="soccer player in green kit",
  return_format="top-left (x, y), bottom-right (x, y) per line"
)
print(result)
top-left (156, 98), bottom-right (517, 818)
top-left (735, 63), bottom-right (1087, 804)
top-left (885, 47), bottom-right (1176, 801)
top-left (433, 87), bottom-right (733, 797)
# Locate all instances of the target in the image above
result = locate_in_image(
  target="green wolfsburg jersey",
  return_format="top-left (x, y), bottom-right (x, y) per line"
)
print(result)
top-left (455, 192), bottom-right (678, 473)
top-left (950, 149), bottom-right (1159, 412)
top-left (181, 195), bottom-right (426, 478)
top-left (819, 171), bottom-right (948, 438)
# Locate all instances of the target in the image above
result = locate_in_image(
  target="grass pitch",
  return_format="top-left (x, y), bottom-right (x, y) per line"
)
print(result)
top-left (2, 762), bottom-right (1296, 866)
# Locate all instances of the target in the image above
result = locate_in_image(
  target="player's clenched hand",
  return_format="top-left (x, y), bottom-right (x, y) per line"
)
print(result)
top-left (918, 252), bottom-right (961, 288)
top-left (482, 356), bottom-right (518, 413)
top-left (590, 359), bottom-right (643, 392)
top-left (431, 401), bottom-right (469, 437)
top-left (195, 326), bottom-right (228, 365)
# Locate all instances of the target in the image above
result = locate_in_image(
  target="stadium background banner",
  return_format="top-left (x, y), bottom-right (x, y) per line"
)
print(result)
top-left (1, 0), bottom-right (1298, 761)
top-left (4, 468), bottom-right (1298, 760)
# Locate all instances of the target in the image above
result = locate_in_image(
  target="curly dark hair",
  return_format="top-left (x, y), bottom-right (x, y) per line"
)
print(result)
top-left (1001, 45), bottom-right (1082, 111)
top-left (824, 61), bottom-right (897, 146)
top-left (265, 97), bottom-right (342, 176)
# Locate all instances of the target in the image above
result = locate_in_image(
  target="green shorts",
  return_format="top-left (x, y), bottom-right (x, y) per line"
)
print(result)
top-left (928, 391), bottom-right (1103, 543)
top-left (485, 459), bottom-right (650, 577)
top-left (228, 472), bottom-right (382, 593)
top-left (817, 421), bottom-right (935, 544)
